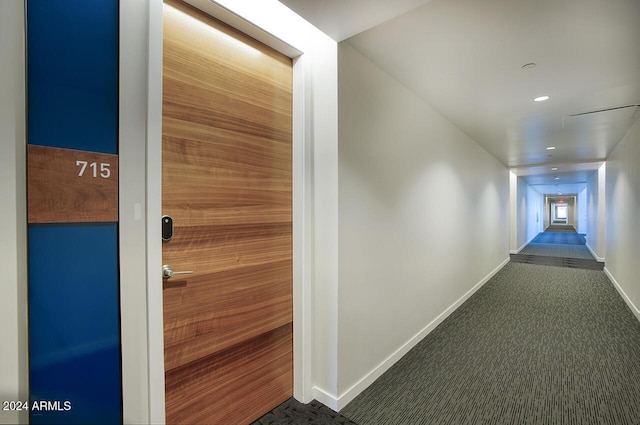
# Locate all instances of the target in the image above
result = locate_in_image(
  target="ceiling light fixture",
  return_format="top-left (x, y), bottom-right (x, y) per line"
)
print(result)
top-left (554, 177), bottom-right (560, 180)
top-left (551, 167), bottom-right (558, 170)
top-left (546, 146), bottom-right (556, 150)
top-left (534, 95), bottom-right (550, 102)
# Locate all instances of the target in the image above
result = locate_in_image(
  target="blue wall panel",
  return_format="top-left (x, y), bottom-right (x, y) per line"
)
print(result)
top-left (29, 225), bottom-right (121, 425)
top-left (27, 0), bottom-right (118, 154)
top-left (27, 0), bottom-right (122, 423)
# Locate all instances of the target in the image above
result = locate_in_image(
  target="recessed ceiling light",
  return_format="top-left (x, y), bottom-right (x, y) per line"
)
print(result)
top-left (535, 95), bottom-right (550, 102)
top-left (546, 146), bottom-right (556, 150)
top-left (551, 167), bottom-right (558, 170)
top-left (554, 177), bottom-right (560, 180)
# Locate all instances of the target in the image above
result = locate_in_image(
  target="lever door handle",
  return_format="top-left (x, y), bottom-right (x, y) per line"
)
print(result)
top-left (162, 264), bottom-right (193, 280)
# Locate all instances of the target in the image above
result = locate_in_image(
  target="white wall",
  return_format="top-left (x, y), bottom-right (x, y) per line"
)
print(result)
top-left (605, 117), bottom-right (640, 321)
top-left (597, 165), bottom-right (606, 260)
top-left (586, 163), bottom-right (606, 261)
top-left (0, 2), bottom-right (28, 424)
top-left (526, 185), bottom-right (543, 241)
top-left (516, 177), bottom-right (528, 250)
top-left (337, 42), bottom-right (509, 408)
top-left (544, 197), bottom-right (550, 229)
top-left (510, 172), bottom-right (518, 252)
top-left (567, 198), bottom-right (575, 226)
top-left (577, 188), bottom-right (587, 233)
top-left (511, 176), bottom-right (542, 253)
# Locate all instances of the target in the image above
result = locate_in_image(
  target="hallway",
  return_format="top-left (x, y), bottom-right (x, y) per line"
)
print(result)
top-left (339, 235), bottom-right (640, 425)
top-left (2, 1), bottom-right (640, 423)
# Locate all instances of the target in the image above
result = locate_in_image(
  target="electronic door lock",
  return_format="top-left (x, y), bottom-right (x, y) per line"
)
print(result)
top-left (162, 215), bottom-right (173, 241)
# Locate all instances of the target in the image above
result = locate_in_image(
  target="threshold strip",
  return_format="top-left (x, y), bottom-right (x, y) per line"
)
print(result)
top-left (510, 254), bottom-right (604, 270)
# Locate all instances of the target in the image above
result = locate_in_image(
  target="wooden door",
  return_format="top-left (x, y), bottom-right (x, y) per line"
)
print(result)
top-left (161, 1), bottom-right (293, 423)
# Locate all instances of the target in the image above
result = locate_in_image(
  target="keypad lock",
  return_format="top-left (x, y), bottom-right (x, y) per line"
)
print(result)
top-left (162, 215), bottom-right (173, 241)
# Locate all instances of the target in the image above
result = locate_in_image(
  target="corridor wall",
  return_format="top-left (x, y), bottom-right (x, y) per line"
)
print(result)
top-left (337, 42), bottom-right (509, 407)
top-left (586, 164), bottom-right (606, 261)
top-left (511, 176), bottom-right (542, 253)
top-left (605, 116), bottom-right (640, 321)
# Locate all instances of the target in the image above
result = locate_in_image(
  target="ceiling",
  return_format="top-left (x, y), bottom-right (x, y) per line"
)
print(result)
top-left (280, 0), bottom-right (640, 195)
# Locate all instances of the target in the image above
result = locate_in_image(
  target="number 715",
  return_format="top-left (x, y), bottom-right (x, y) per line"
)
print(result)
top-left (76, 160), bottom-right (111, 179)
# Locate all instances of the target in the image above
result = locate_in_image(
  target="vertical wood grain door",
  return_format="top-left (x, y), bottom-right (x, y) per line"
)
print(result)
top-left (161, 1), bottom-right (293, 423)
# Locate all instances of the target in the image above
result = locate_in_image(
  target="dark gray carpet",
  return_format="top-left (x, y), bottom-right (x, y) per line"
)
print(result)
top-left (341, 263), bottom-right (640, 425)
top-left (253, 398), bottom-right (357, 425)
top-left (518, 243), bottom-right (595, 260)
top-left (546, 225), bottom-right (577, 233)
top-left (510, 253), bottom-right (603, 270)
top-left (521, 228), bottom-right (598, 267)
top-left (530, 232), bottom-right (586, 245)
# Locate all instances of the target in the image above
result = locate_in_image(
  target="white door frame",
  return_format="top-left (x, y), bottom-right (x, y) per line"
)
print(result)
top-left (120, 0), bottom-right (339, 422)
top-left (0, 2), bottom-right (28, 424)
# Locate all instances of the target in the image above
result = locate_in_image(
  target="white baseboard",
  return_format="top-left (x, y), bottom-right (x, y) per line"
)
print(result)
top-left (511, 242), bottom-right (527, 254)
top-left (312, 386), bottom-right (339, 411)
top-left (585, 243), bottom-right (605, 262)
top-left (604, 267), bottom-right (640, 323)
top-left (511, 232), bottom-right (540, 254)
top-left (334, 257), bottom-right (511, 411)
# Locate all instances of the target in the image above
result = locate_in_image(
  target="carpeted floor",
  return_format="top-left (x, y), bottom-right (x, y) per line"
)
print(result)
top-left (252, 398), bottom-right (357, 425)
top-left (530, 232), bottom-right (586, 245)
top-left (341, 263), bottom-right (640, 425)
top-left (520, 228), bottom-right (597, 266)
top-left (545, 225), bottom-right (578, 233)
top-left (514, 227), bottom-right (600, 269)
top-left (509, 253), bottom-right (604, 270)
top-left (518, 243), bottom-right (595, 260)
top-left (254, 228), bottom-right (631, 425)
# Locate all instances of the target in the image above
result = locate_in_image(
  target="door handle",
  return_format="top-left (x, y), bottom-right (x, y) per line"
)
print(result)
top-left (162, 264), bottom-right (193, 280)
